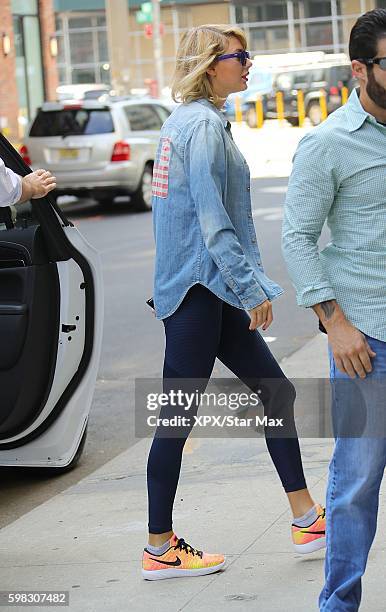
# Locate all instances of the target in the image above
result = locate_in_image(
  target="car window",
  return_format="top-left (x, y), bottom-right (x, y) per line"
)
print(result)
top-left (293, 72), bottom-right (309, 87)
top-left (123, 105), bottom-right (163, 131)
top-left (154, 105), bottom-right (171, 124)
top-left (83, 89), bottom-right (110, 100)
top-left (329, 65), bottom-right (352, 85)
top-left (311, 68), bottom-right (325, 82)
top-left (275, 73), bottom-right (294, 90)
top-left (29, 109), bottom-right (114, 137)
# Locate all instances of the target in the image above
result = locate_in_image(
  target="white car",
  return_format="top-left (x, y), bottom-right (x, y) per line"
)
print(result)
top-left (0, 134), bottom-right (103, 473)
top-left (21, 98), bottom-right (172, 211)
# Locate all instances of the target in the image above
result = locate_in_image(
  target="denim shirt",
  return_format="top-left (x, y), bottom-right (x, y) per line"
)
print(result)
top-left (152, 98), bottom-right (283, 319)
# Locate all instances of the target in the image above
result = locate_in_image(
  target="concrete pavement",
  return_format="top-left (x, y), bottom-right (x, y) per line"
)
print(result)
top-left (0, 333), bottom-right (384, 612)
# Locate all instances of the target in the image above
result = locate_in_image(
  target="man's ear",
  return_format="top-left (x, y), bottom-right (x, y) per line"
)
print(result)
top-left (351, 59), bottom-right (367, 84)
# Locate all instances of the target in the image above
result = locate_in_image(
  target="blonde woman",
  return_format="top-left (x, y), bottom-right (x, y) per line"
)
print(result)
top-left (142, 25), bottom-right (326, 581)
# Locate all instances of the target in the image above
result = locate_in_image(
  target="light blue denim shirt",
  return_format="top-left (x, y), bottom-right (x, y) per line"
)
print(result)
top-left (283, 89), bottom-right (386, 342)
top-left (151, 98), bottom-right (283, 319)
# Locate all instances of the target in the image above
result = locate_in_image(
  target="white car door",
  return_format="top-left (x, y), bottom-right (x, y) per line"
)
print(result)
top-left (0, 134), bottom-right (103, 471)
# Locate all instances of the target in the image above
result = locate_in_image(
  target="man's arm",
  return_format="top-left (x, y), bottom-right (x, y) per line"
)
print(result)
top-left (0, 157), bottom-right (56, 206)
top-left (19, 169), bottom-right (57, 203)
top-left (282, 134), bottom-right (376, 379)
top-left (313, 300), bottom-right (376, 379)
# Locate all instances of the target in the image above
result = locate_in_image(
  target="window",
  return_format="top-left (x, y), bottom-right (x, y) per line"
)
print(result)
top-left (29, 109), bottom-right (114, 137)
top-left (70, 31), bottom-right (94, 64)
top-left (248, 5), bottom-right (263, 22)
top-left (307, 1), bottom-right (331, 18)
top-left (266, 2), bottom-right (287, 20)
top-left (306, 22), bottom-right (333, 47)
top-left (71, 68), bottom-right (97, 84)
top-left (124, 106), bottom-right (163, 131)
top-left (68, 16), bottom-right (93, 29)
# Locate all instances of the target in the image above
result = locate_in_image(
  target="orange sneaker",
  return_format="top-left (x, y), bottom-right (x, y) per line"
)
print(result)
top-left (291, 504), bottom-right (326, 554)
top-left (142, 534), bottom-right (226, 580)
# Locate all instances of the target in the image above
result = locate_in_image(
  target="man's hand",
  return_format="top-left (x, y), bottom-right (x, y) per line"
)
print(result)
top-left (19, 169), bottom-right (56, 203)
top-left (248, 300), bottom-right (273, 331)
top-left (313, 300), bottom-right (376, 378)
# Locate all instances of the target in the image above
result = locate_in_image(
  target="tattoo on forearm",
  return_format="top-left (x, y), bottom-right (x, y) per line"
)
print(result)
top-left (320, 300), bottom-right (336, 320)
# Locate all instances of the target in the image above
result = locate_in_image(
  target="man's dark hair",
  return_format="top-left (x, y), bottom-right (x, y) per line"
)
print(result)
top-left (349, 8), bottom-right (386, 61)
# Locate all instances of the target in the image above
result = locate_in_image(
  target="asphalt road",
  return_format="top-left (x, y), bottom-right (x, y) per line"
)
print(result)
top-left (0, 177), bottom-right (330, 527)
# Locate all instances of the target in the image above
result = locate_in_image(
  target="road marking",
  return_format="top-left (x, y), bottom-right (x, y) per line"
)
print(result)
top-left (263, 337), bottom-right (277, 343)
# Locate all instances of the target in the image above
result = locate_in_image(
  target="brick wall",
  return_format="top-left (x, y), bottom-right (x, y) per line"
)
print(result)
top-left (0, 1), bottom-right (20, 142)
top-left (38, 0), bottom-right (58, 102)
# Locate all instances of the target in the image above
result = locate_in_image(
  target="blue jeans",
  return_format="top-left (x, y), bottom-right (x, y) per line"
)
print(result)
top-left (319, 334), bottom-right (386, 611)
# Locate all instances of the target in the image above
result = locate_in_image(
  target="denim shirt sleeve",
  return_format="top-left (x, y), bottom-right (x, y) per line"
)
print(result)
top-left (184, 119), bottom-right (268, 308)
top-left (282, 132), bottom-right (338, 307)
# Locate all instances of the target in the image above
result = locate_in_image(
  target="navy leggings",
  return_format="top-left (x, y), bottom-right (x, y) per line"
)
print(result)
top-left (147, 284), bottom-right (307, 533)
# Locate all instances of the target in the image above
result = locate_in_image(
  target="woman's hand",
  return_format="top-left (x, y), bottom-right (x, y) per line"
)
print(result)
top-left (247, 300), bottom-right (273, 331)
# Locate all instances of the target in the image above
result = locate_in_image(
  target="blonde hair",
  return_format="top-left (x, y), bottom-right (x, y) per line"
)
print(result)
top-left (171, 24), bottom-right (248, 106)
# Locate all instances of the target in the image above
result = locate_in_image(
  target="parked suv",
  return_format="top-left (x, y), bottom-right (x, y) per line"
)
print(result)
top-left (262, 62), bottom-right (355, 127)
top-left (21, 98), bottom-right (172, 210)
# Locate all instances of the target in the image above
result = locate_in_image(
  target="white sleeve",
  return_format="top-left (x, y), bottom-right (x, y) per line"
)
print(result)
top-left (0, 157), bottom-right (22, 207)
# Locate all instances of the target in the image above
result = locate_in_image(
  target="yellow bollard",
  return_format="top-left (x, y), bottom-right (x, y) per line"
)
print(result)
top-left (319, 89), bottom-right (328, 121)
top-left (341, 86), bottom-right (349, 105)
top-left (276, 91), bottom-right (284, 123)
top-left (297, 90), bottom-right (305, 127)
top-left (235, 96), bottom-right (243, 123)
top-left (255, 97), bottom-right (264, 128)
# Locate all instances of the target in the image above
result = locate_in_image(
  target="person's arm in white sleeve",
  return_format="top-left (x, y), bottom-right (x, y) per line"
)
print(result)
top-left (0, 157), bottom-right (56, 207)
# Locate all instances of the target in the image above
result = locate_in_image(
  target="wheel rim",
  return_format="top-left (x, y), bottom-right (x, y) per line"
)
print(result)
top-left (142, 170), bottom-right (153, 208)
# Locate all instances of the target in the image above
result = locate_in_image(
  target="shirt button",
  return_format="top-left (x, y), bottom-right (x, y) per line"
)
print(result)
top-left (251, 238), bottom-right (256, 244)
top-left (246, 186), bottom-right (250, 191)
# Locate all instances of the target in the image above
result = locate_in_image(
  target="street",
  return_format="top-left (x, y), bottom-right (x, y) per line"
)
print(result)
top-left (0, 122), bottom-right (330, 528)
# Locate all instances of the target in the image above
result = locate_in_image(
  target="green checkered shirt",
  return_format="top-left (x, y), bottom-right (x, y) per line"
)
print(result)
top-left (282, 89), bottom-right (386, 342)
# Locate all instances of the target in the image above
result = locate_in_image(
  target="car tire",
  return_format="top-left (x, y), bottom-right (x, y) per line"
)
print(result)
top-left (287, 117), bottom-right (300, 127)
top-left (38, 425), bottom-right (88, 476)
top-left (307, 101), bottom-right (322, 126)
top-left (95, 197), bottom-right (114, 209)
top-left (132, 163), bottom-right (153, 212)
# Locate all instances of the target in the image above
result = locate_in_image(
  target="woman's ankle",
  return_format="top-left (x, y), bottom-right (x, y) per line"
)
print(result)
top-left (148, 530), bottom-right (174, 547)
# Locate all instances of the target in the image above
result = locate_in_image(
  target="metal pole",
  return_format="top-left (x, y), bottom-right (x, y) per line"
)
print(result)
top-left (360, 0), bottom-right (366, 14)
top-left (287, 0), bottom-right (296, 52)
top-left (152, 0), bottom-right (165, 97)
top-left (105, 0), bottom-right (131, 95)
top-left (298, 0), bottom-right (307, 51)
top-left (171, 2), bottom-right (180, 58)
top-left (330, 0), bottom-right (340, 53)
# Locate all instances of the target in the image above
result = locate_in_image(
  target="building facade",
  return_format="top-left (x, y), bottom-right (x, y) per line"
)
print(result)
top-left (54, 0), bottom-right (386, 91)
top-left (0, 0), bottom-right (58, 141)
top-left (1, 1), bottom-right (385, 141)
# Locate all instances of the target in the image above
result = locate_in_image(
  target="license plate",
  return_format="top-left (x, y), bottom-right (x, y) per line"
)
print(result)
top-left (59, 148), bottom-right (79, 160)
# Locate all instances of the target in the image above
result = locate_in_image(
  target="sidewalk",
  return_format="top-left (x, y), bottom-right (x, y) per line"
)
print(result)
top-left (0, 334), bottom-right (384, 612)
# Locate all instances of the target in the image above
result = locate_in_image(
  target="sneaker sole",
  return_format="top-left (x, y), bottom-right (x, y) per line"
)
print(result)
top-left (293, 537), bottom-right (326, 554)
top-left (142, 559), bottom-right (226, 580)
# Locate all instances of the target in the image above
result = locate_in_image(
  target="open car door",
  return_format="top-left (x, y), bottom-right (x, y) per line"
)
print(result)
top-left (0, 133), bottom-right (103, 472)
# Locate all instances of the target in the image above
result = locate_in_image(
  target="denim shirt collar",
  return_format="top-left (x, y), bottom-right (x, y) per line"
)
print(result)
top-left (195, 98), bottom-right (229, 128)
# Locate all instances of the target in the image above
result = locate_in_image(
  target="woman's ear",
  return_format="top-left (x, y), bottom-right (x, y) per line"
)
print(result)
top-left (206, 64), bottom-right (217, 78)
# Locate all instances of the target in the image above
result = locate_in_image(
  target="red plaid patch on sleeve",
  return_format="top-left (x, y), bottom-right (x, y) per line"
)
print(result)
top-left (152, 137), bottom-right (171, 199)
